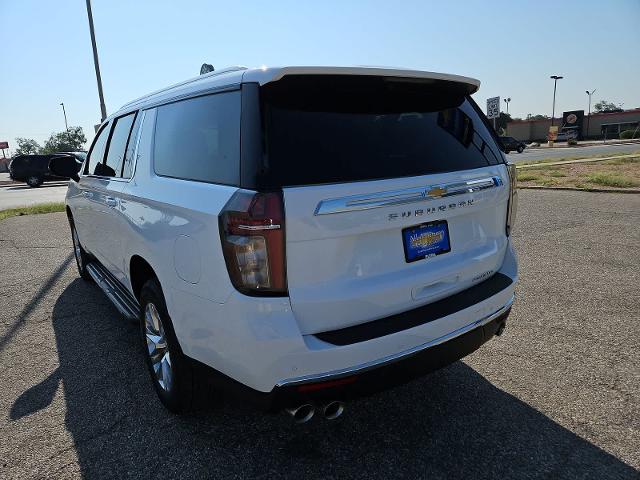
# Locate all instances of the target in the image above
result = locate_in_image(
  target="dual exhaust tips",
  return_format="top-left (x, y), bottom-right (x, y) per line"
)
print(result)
top-left (285, 401), bottom-right (345, 423)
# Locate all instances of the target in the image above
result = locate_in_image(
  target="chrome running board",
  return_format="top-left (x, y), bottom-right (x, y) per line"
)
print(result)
top-left (86, 262), bottom-right (140, 321)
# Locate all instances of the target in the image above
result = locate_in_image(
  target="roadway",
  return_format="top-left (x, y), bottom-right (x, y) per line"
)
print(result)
top-left (506, 141), bottom-right (639, 163)
top-left (0, 173), bottom-right (68, 210)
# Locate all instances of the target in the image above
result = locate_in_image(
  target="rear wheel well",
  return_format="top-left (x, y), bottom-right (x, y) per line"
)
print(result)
top-left (130, 256), bottom-right (157, 301)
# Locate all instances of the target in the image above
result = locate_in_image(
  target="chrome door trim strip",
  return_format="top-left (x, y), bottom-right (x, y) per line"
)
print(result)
top-left (314, 176), bottom-right (503, 215)
top-left (275, 294), bottom-right (514, 388)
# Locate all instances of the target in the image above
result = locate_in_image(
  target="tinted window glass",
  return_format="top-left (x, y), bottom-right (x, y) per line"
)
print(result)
top-left (258, 76), bottom-right (502, 188)
top-left (85, 122), bottom-right (110, 175)
top-left (153, 91), bottom-right (240, 185)
top-left (102, 112), bottom-right (136, 177)
top-left (122, 112), bottom-right (142, 178)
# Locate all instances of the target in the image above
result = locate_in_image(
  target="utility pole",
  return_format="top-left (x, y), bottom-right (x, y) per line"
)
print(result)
top-left (60, 102), bottom-right (69, 131)
top-left (585, 89), bottom-right (596, 139)
top-left (85, 0), bottom-right (107, 122)
top-left (550, 75), bottom-right (563, 126)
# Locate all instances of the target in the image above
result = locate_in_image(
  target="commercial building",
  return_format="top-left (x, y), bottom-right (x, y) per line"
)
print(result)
top-left (506, 108), bottom-right (640, 142)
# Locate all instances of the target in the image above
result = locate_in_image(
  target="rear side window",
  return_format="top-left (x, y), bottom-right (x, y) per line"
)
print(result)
top-left (85, 122), bottom-right (110, 175)
top-left (153, 91), bottom-right (241, 185)
top-left (102, 112), bottom-right (136, 177)
top-left (257, 76), bottom-right (503, 188)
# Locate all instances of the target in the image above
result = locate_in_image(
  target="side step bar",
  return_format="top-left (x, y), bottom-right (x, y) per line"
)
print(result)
top-left (86, 262), bottom-right (141, 321)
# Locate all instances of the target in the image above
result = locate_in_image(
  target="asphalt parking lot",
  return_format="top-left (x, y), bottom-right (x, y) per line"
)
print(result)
top-left (0, 190), bottom-right (638, 479)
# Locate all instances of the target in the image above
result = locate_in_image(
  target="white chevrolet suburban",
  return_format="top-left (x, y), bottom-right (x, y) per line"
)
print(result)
top-left (51, 66), bottom-right (518, 422)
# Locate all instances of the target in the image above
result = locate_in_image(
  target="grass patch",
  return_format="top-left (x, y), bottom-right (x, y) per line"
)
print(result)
top-left (516, 173), bottom-right (541, 182)
top-left (0, 202), bottom-right (65, 222)
top-left (519, 150), bottom-right (640, 167)
top-left (586, 172), bottom-right (640, 188)
top-left (517, 155), bottom-right (640, 190)
top-left (603, 156), bottom-right (640, 165)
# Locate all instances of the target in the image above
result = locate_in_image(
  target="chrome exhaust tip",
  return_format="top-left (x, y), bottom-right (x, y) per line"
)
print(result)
top-left (284, 404), bottom-right (315, 424)
top-left (322, 401), bottom-right (345, 420)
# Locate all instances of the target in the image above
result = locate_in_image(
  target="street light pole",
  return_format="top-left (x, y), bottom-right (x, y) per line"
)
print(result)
top-left (550, 75), bottom-right (563, 126)
top-left (585, 89), bottom-right (596, 139)
top-left (504, 97), bottom-right (511, 114)
top-left (60, 102), bottom-right (69, 131)
top-left (85, 0), bottom-right (107, 122)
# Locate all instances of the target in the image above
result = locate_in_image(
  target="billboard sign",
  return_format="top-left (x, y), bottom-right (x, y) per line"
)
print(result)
top-left (547, 126), bottom-right (558, 141)
top-left (0, 141), bottom-right (8, 149)
top-left (562, 110), bottom-right (585, 139)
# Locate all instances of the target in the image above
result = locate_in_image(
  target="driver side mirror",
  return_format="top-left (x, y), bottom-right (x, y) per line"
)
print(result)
top-left (49, 155), bottom-right (81, 182)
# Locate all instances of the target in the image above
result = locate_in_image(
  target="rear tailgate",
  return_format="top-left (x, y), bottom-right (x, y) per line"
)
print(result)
top-left (254, 73), bottom-right (509, 335)
top-left (284, 166), bottom-right (509, 334)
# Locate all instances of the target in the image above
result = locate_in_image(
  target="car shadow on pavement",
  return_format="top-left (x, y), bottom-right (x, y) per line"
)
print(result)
top-left (12, 278), bottom-right (639, 480)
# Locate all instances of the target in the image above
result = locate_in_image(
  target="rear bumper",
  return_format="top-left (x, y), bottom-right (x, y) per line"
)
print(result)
top-left (192, 301), bottom-right (512, 411)
top-left (172, 238), bottom-right (518, 397)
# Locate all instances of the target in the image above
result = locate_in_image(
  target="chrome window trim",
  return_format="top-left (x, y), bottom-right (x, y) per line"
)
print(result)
top-left (275, 294), bottom-right (514, 388)
top-left (81, 110), bottom-right (147, 184)
top-left (314, 176), bottom-right (503, 216)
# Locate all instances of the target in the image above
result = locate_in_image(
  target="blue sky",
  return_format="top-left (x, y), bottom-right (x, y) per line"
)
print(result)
top-left (1, 0), bottom-right (639, 153)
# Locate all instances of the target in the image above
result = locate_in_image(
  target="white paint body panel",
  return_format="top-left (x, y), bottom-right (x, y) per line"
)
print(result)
top-left (283, 164), bottom-right (509, 335)
top-left (65, 65), bottom-right (517, 394)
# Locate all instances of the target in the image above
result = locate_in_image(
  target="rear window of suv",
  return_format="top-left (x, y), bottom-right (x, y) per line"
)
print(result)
top-left (256, 75), bottom-right (502, 188)
top-left (153, 90), bottom-right (241, 185)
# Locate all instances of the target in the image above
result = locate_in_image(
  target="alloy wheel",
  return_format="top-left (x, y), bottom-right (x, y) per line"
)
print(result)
top-left (144, 302), bottom-right (173, 391)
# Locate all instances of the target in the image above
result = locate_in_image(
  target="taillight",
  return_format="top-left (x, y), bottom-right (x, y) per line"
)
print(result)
top-left (219, 190), bottom-right (287, 296)
top-left (506, 163), bottom-right (518, 236)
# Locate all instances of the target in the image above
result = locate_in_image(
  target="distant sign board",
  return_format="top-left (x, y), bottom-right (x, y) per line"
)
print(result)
top-left (548, 126), bottom-right (559, 141)
top-left (486, 97), bottom-right (500, 119)
top-left (562, 110), bottom-right (585, 140)
top-left (0, 141), bottom-right (8, 149)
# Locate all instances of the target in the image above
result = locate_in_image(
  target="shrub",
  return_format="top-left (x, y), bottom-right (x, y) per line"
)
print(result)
top-left (620, 129), bottom-right (640, 139)
top-left (567, 138), bottom-right (578, 146)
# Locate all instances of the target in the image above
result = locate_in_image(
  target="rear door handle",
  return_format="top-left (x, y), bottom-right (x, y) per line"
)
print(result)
top-left (105, 197), bottom-right (117, 207)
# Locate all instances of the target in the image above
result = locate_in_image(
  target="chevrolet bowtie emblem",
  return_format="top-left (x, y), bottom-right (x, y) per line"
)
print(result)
top-left (426, 187), bottom-right (447, 198)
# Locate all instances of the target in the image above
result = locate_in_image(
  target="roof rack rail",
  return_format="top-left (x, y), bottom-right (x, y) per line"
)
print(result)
top-left (119, 65), bottom-right (248, 110)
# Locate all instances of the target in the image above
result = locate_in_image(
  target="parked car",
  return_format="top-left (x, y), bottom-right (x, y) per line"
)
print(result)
top-left (499, 136), bottom-right (526, 153)
top-left (9, 152), bottom-right (84, 187)
top-left (51, 66), bottom-right (518, 421)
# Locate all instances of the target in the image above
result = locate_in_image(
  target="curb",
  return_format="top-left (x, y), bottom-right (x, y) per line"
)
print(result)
top-left (518, 185), bottom-right (640, 194)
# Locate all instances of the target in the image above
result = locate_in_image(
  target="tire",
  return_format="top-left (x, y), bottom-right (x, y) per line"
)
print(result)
top-left (517, 146), bottom-right (524, 153)
top-left (69, 219), bottom-right (93, 282)
top-left (139, 278), bottom-right (213, 413)
top-left (26, 175), bottom-right (43, 187)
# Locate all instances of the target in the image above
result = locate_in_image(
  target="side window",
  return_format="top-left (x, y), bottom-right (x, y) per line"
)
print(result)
top-left (122, 112), bottom-right (143, 178)
top-left (85, 122), bottom-right (110, 175)
top-left (153, 91), bottom-right (241, 185)
top-left (102, 112), bottom-right (136, 177)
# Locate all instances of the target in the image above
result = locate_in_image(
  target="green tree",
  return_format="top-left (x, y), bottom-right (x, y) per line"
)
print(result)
top-left (14, 137), bottom-right (42, 155)
top-left (594, 100), bottom-right (623, 113)
top-left (497, 112), bottom-right (512, 131)
top-left (41, 126), bottom-right (87, 154)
